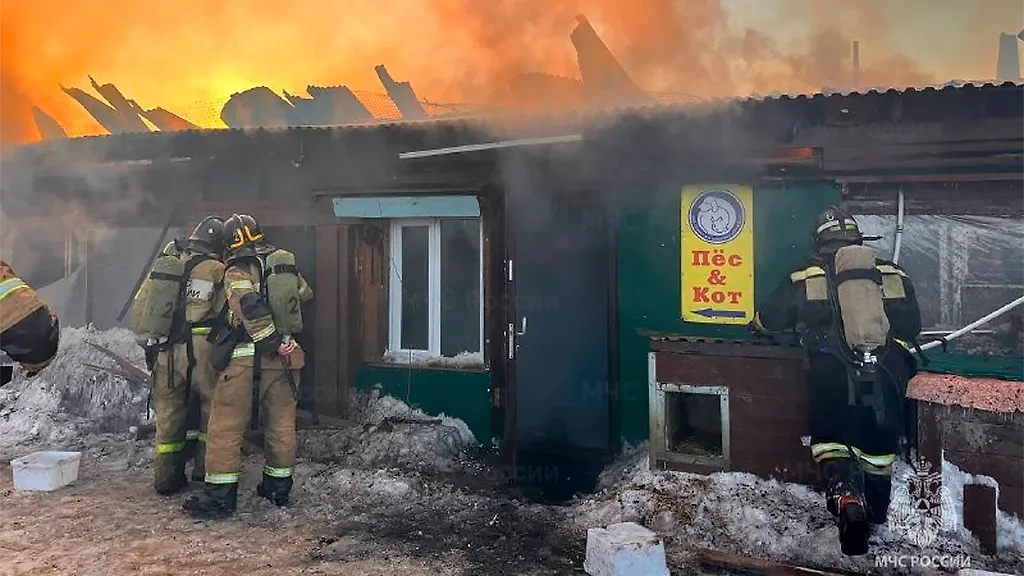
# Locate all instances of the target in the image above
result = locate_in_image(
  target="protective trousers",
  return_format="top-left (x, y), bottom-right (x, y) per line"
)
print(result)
top-left (183, 335), bottom-right (218, 481)
top-left (204, 356), bottom-right (298, 489)
top-left (807, 349), bottom-right (911, 525)
top-left (153, 345), bottom-right (189, 495)
top-left (153, 333), bottom-right (218, 493)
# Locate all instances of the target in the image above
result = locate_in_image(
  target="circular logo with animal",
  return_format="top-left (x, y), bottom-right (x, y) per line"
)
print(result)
top-left (688, 188), bottom-right (746, 244)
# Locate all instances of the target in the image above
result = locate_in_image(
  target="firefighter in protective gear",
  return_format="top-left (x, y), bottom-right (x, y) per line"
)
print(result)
top-left (0, 261), bottom-right (60, 384)
top-left (184, 214), bottom-right (313, 519)
top-left (750, 206), bottom-right (922, 557)
top-left (150, 217), bottom-right (227, 495)
top-left (131, 239), bottom-right (184, 357)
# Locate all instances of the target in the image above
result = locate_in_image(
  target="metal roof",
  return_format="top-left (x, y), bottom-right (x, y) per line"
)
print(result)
top-left (13, 80), bottom-right (1022, 147)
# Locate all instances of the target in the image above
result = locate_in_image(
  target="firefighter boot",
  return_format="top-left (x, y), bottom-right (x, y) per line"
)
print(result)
top-left (864, 473), bottom-right (892, 525)
top-left (153, 452), bottom-right (188, 496)
top-left (835, 493), bottom-right (870, 556)
top-left (256, 474), bottom-right (293, 507)
top-left (822, 459), bottom-right (870, 556)
top-left (183, 483), bottom-right (238, 520)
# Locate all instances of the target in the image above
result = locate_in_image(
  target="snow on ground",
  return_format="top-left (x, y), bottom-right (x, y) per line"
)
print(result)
top-left (942, 457), bottom-right (1024, 551)
top-left (6, 326), bottom-right (1023, 574)
top-left (0, 326), bottom-right (149, 457)
top-left (298, 390), bottom-right (479, 475)
top-left (571, 443), bottom-right (1024, 574)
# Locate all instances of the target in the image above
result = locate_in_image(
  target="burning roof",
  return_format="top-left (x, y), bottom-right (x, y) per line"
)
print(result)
top-left (23, 13), bottom-right (674, 141)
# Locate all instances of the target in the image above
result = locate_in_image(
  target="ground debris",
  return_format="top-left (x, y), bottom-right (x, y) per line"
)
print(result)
top-left (570, 444), bottom-right (1024, 575)
top-left (0, 326), bottom-right (149, 458)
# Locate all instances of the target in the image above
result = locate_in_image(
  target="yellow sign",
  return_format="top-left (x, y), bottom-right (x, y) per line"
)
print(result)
top-left (680, 184), bottom-right (755, 324)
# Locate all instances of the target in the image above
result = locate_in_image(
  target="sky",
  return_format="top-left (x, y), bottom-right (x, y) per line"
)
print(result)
top-left (1, 0), bottom-right (1021, 143)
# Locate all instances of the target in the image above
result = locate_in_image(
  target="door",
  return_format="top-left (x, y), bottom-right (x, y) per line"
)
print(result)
top-left (505, 182), bottom-right (613, 462)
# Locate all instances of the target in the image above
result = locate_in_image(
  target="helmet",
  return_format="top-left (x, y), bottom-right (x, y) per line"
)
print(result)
top-left (223, 213), bottom-right (273, 260)
top-left (187, 215), bottom-right (225, 256)
top-left (812, 205), bottom-right (863, 253)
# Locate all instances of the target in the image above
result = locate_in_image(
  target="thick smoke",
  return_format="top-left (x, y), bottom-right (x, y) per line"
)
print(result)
top-left (1, 0), bottom-right (1021, 145)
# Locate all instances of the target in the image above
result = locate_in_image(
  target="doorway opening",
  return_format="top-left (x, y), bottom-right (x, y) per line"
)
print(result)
top-left (512, 449), bottom-right (606, 505)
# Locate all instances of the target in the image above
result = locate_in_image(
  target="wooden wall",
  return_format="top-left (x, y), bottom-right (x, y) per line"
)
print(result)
top-left (918, 401), bottom-right (1024, 518)
top-left (650, 339), bottom-right (815, 484)
top-left (313, 224), bottom-right (352, 417)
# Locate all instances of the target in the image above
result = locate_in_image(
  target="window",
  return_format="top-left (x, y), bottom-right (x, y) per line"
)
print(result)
top-left (388, 218), bottom-right (483, 357)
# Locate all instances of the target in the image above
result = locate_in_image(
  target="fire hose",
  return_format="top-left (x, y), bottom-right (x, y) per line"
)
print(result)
top-left (916, 295), bottom-right (1024, 353)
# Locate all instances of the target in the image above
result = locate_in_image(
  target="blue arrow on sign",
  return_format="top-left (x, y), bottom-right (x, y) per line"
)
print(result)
top-left (694, 308), bottom-right (746, 319)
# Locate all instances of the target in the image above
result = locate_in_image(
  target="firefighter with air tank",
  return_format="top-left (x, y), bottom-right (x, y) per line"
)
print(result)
top-left (750, 206), bottom-right (923, 556)
top-left (0, 260), bottom-right (60, 384)
top-left (184, 213), bottom-right (312, 519)
top-left (132, 217), bottom-right (228, 494)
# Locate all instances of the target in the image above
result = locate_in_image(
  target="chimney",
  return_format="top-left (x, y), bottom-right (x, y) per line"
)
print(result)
top-left (996, 32), bottom-right (1021, 81)
top-left (852, 40), bottom-right (861, 90)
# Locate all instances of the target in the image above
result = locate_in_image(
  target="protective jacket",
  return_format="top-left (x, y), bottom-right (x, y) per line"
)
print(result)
top-left (0, 260), bottom-right (60, 377)
top-left (221, 259), bottom-right (313, 369)
top-left (196, 256), bottom-right (312, 509)
top-left (152, 251), bottom-right (226, 494)
top-left (752, 253), bottom-right (923, 547)
top-left (753, 257), bottom-right (922, 353)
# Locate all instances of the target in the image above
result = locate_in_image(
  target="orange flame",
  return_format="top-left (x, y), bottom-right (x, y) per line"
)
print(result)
top-left (1, 0), bottom-right (1019, 148)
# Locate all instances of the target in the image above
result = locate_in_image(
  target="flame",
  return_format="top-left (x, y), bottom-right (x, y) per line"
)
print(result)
top-left (1, 0), bottom-right (1020, 148)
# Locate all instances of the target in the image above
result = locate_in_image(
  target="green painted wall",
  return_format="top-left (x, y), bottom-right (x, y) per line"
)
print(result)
top-left (355, 364), bottom-right (493, 444)
top-left (617, 181), bottom-right (842, 442)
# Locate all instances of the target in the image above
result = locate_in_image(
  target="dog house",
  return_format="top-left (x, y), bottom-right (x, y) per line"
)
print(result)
top-left (647, 334), bottom-right (818, 484)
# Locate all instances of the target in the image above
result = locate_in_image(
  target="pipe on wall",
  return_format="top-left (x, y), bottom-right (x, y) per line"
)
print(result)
top-left (893, 185), bottom-right (905, 265)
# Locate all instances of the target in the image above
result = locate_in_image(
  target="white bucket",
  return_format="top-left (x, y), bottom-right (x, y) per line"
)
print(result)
top-left (10, 450), bottom-right (81, 492)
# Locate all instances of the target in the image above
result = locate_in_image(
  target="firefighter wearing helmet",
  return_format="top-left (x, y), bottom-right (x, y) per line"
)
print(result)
top-left (184, 213), bottom-right (312, 519)
top-left (749, 206), bottom-right (923, 556)
top-left (0, 260), bottom-right (60, 384)
top-left (133, 216), bottom-right (228, 495)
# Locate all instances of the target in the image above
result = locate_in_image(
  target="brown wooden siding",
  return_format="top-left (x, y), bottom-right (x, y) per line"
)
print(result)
top-left (352, 222), bottom-right (389, 363)
top-left (652, 342), bottom-right (815, 484)
top-left (313, 224), bottom-right (353, 416)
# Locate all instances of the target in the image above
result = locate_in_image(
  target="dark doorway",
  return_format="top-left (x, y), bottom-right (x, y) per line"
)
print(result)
top-left (504, 178), bottom-right (614, 502)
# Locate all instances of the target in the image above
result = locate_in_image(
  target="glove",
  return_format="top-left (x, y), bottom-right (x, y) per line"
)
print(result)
top-left (278, 338), bottom-right (297, 358)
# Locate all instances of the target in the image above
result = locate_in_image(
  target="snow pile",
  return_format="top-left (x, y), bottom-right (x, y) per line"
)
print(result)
top-left (298, 390), bottom-right (477, 474)
top-left (572, 445), bottom-right (1024, 573)
top-left (941, 457), bottom-right (1024, 551)
top-left (381, 349), bottom-right (485, 369)
top-left (0, 326), bottom-right (149, 454)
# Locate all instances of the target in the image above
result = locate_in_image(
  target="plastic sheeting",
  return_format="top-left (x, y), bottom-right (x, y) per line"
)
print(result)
top-left (35, 265), bottom-right (87, 327)
top-left (32, 227), bottom-right (187, 330)
top-left (857, 214), bottom-right (1024, 379)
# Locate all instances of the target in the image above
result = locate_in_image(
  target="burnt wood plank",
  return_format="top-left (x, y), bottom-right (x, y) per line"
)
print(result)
top-left (963, 484), bottom-right (998, 555)
top-left (917, 401), bottom-right (943, 479)
top-left (696, 547), bottom-right (850, 575)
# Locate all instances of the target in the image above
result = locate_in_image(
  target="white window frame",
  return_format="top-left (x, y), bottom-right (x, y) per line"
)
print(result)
top-left (388, 217), bottom-right (484, 357)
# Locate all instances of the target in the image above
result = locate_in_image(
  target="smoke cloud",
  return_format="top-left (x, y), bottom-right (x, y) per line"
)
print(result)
top-left (2, 0), bottom-right (1021, 147)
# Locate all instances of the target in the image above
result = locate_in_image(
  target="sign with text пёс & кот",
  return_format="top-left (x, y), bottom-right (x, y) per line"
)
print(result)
top-left (680, 185), bottom-right (754, 325)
